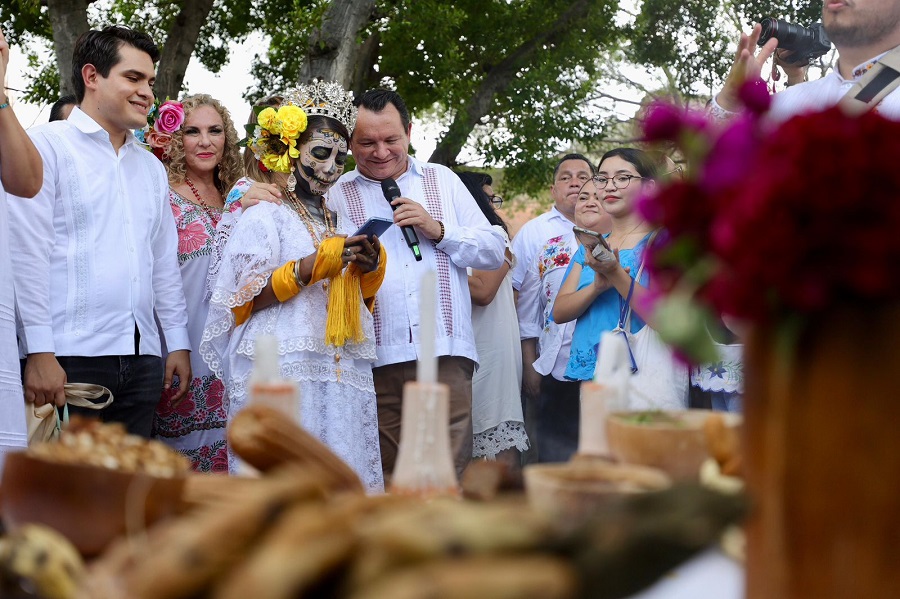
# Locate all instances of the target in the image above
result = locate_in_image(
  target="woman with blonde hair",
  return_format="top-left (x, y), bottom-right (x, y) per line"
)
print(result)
top-left (146, 93), bottom-right (243, 471)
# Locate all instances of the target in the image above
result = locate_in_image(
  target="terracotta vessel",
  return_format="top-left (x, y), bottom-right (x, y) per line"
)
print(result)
top-left (0, 452), bottom-right (185, 556)
top-left (743, 305), bottom-right (900, 598)
top-left (606, 409), bottom-right (741, 480)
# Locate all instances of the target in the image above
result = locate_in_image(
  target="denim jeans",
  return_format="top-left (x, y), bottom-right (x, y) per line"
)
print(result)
top-left (54, 355), bottom-right (165, 438)
top-left (533, 375), bottom-right (581, 463)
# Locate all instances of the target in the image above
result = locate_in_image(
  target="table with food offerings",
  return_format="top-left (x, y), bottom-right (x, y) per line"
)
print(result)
top-left (0, 404), bottom-right (745, 599)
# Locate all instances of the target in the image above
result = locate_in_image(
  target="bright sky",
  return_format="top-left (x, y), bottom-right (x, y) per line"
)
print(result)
top-left (5, 32), bottom-right (442, 158)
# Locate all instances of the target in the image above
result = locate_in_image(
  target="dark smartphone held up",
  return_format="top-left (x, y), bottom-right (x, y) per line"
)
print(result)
top-left (353, 217), bottom-right (394, 240)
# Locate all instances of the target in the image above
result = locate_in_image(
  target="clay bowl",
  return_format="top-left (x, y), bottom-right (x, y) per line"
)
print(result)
top-left (523, 459), bottom-right (671, 528)
top-left (606, 409), bottom-right (742, 480)
top-left (0, 452), bottom-right (186, 557)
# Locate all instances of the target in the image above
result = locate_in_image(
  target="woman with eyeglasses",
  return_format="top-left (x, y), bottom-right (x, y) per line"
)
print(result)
top-left (456, 171), bottom-right (529, 469)
top-left (553, 148), bottom-right (662, 383)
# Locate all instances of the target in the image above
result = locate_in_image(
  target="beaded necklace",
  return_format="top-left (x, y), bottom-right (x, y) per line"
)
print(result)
top-left (184, 177), bottom-right (224, 225)
top-left (282, 187), bottom-right (335, 248)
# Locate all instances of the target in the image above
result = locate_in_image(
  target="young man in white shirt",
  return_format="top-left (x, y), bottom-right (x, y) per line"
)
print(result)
top-left (328, 89), bottom-right (505, 479)
top-left (8, 26), bottom-right (191, 437)
top-left (713, 0), bottom-right (900, 120)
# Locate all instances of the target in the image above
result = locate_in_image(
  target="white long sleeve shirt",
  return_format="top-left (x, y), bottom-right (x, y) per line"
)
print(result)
top-left (328, 156), bottom-right (505, 368)
top-left (711, 52), bottom-right (900, 122)
top-left (8, 108), bottom-right (189, 358)
top-left (510, 206), bottom-right (575, 340)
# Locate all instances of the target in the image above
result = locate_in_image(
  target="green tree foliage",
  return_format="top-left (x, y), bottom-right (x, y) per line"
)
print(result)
top-left (4, 0), bottom-right (825, 196)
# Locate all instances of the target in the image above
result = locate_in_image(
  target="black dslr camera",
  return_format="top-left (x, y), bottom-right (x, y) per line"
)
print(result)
top-left (757, 17), bottom-right (832, 65)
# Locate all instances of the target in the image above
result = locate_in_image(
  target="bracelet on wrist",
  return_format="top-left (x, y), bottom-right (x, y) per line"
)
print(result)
top-left (0, 100), bottom-right (10, 110)
top-left (435, 220), bottom-right (445, 244)
top-left (294, 258), bottom-right (308, 288)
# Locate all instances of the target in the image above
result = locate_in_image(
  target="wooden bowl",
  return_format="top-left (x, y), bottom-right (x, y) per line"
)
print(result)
top-left (523, 459), bottom-right (671, 528)
top-left (0, 452), bottom-right (186, 557)
top-left (606, 410), bottom-right (742, 480)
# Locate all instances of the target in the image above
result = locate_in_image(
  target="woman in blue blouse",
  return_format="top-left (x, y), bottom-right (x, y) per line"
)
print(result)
top-left (553, 148), bottom-right (659, 382)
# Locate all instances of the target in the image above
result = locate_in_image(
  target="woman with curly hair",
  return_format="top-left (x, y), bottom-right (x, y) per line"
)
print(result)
top-left (147, 93), bottom-right (243, 472)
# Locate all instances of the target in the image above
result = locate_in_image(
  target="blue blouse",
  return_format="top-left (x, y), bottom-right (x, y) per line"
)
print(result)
top-left (564, 233), bottom-right (651, 381)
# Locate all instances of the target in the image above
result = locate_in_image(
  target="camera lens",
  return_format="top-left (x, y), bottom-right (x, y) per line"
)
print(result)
top-left (757, 17), bottom-right (814, 48)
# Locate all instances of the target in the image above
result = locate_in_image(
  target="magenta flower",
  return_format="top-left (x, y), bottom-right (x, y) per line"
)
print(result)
top-left (738, 77), bottom-right (771, 115)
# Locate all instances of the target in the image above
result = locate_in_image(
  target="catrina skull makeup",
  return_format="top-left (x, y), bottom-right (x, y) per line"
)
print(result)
top-left (295, 124), bottom-right (349, 196)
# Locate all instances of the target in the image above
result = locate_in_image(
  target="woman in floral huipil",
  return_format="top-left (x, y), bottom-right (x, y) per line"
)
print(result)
top-left (146, 94), bottom-right (243, 472)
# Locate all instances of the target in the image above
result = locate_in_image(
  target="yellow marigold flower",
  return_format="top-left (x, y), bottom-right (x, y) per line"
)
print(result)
top-left (277, 105), bottom-right (307, 139)
top-left (258, 107), bottom-right (280, 134)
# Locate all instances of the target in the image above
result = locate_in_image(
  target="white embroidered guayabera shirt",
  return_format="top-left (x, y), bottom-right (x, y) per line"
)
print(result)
top-left (328, 156), bottom-right (505, 368)
top-left (8, 107), bottom-right (189, 357)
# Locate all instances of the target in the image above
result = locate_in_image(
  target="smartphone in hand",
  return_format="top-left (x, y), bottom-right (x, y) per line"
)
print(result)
top-left (353, 217), bottom-right (394, 240)
top-left (573, 226), bottom-right (615, 262)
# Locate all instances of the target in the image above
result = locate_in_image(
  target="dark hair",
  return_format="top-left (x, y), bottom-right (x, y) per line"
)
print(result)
top-left (49, 94), bottom-right (77, 122)
top-left (72, 26), bottom-right (159, 103)
top-left (456, 171), bottom-right (508, 234)
top-left (354, 89), bottom-right (411, 131)
top-left (598, 148), bottom-right (660, 179)
top-left (553, 153), bottom-right (596, 180)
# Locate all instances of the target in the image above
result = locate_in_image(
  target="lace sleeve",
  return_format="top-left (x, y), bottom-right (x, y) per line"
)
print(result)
top-left (201, 203), bottom-right (286, 378)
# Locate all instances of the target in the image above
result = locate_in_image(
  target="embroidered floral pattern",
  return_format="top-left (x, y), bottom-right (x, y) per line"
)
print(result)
top-left (170, 191), bottom-right (216, 262)
top-left (153, 374), bottom-right (228, 473)
top-left (537, 235), bottom-right (570, 279)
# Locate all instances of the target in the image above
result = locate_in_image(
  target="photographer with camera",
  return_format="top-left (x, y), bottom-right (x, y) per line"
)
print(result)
top-left (713, 0), bottom-right (900, 121)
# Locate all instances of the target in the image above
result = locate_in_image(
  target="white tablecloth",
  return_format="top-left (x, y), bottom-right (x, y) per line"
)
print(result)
top-left (626, 549), bottom-right (744, 599)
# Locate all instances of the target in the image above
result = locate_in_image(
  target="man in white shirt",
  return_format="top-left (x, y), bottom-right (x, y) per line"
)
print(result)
top-left (713, 0), bottom-right (900, 120)
top-left (511, 154), bottom-right (595, 461)
top-left (8, 26), bottom-right (191, 437)
top-left (329, 89), bottom-right (505, 479)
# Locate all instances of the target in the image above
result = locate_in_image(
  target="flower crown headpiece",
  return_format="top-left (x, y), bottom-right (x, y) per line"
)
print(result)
top-left (138, 99), bottom-right (185, 161)
top-left (243, 80), bottom-right (356, 174)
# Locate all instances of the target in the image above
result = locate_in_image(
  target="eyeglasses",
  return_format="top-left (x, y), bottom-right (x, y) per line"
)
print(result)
top-left (489, 194), bottom-right (503, 208)
top-left (593, 174), bottom-right (644, 190)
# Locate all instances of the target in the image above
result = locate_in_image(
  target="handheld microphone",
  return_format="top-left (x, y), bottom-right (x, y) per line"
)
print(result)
top-left (381, 178), bottom-right (422, 261)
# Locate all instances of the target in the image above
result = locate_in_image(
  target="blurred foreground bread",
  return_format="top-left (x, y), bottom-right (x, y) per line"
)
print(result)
top-left (227, 403), bottom-right (364, 493)
top-left (82, 402), bottom-right (746, 599)
top-left (703, 413), bottom-right (741, 477)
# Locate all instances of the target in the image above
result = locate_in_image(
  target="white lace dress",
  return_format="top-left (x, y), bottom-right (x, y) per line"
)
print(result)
top-left (200, 201), bottom-right (383, 491)
top-left (469, 231), bottom-right (529, 459)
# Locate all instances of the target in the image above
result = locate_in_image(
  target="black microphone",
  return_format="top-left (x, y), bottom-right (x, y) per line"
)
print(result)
top-left (381, 178), bottom-right (422, 261)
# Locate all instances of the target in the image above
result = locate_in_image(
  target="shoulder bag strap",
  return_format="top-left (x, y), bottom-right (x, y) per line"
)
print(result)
top-left (839, 45), bottom-right (900, 116)
top-left (621, 230), bottom-right (659, 332)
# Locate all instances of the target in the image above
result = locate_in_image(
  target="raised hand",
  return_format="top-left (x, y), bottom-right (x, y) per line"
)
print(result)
top-left (716, 23), bottom-right (780, 112)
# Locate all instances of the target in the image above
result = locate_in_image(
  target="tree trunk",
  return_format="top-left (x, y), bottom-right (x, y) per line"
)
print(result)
top-left (298, 0), bottom-right (378, 88)
top-left (154, 0), bottom-right (216, 100)
top-left (428, 0), bottom-right (590, 166)
top-left (46, 0), bottom-right (91, 97)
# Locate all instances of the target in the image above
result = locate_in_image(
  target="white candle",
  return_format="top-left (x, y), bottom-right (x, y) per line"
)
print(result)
top-left (417, 270), bottom-right (438, 384)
